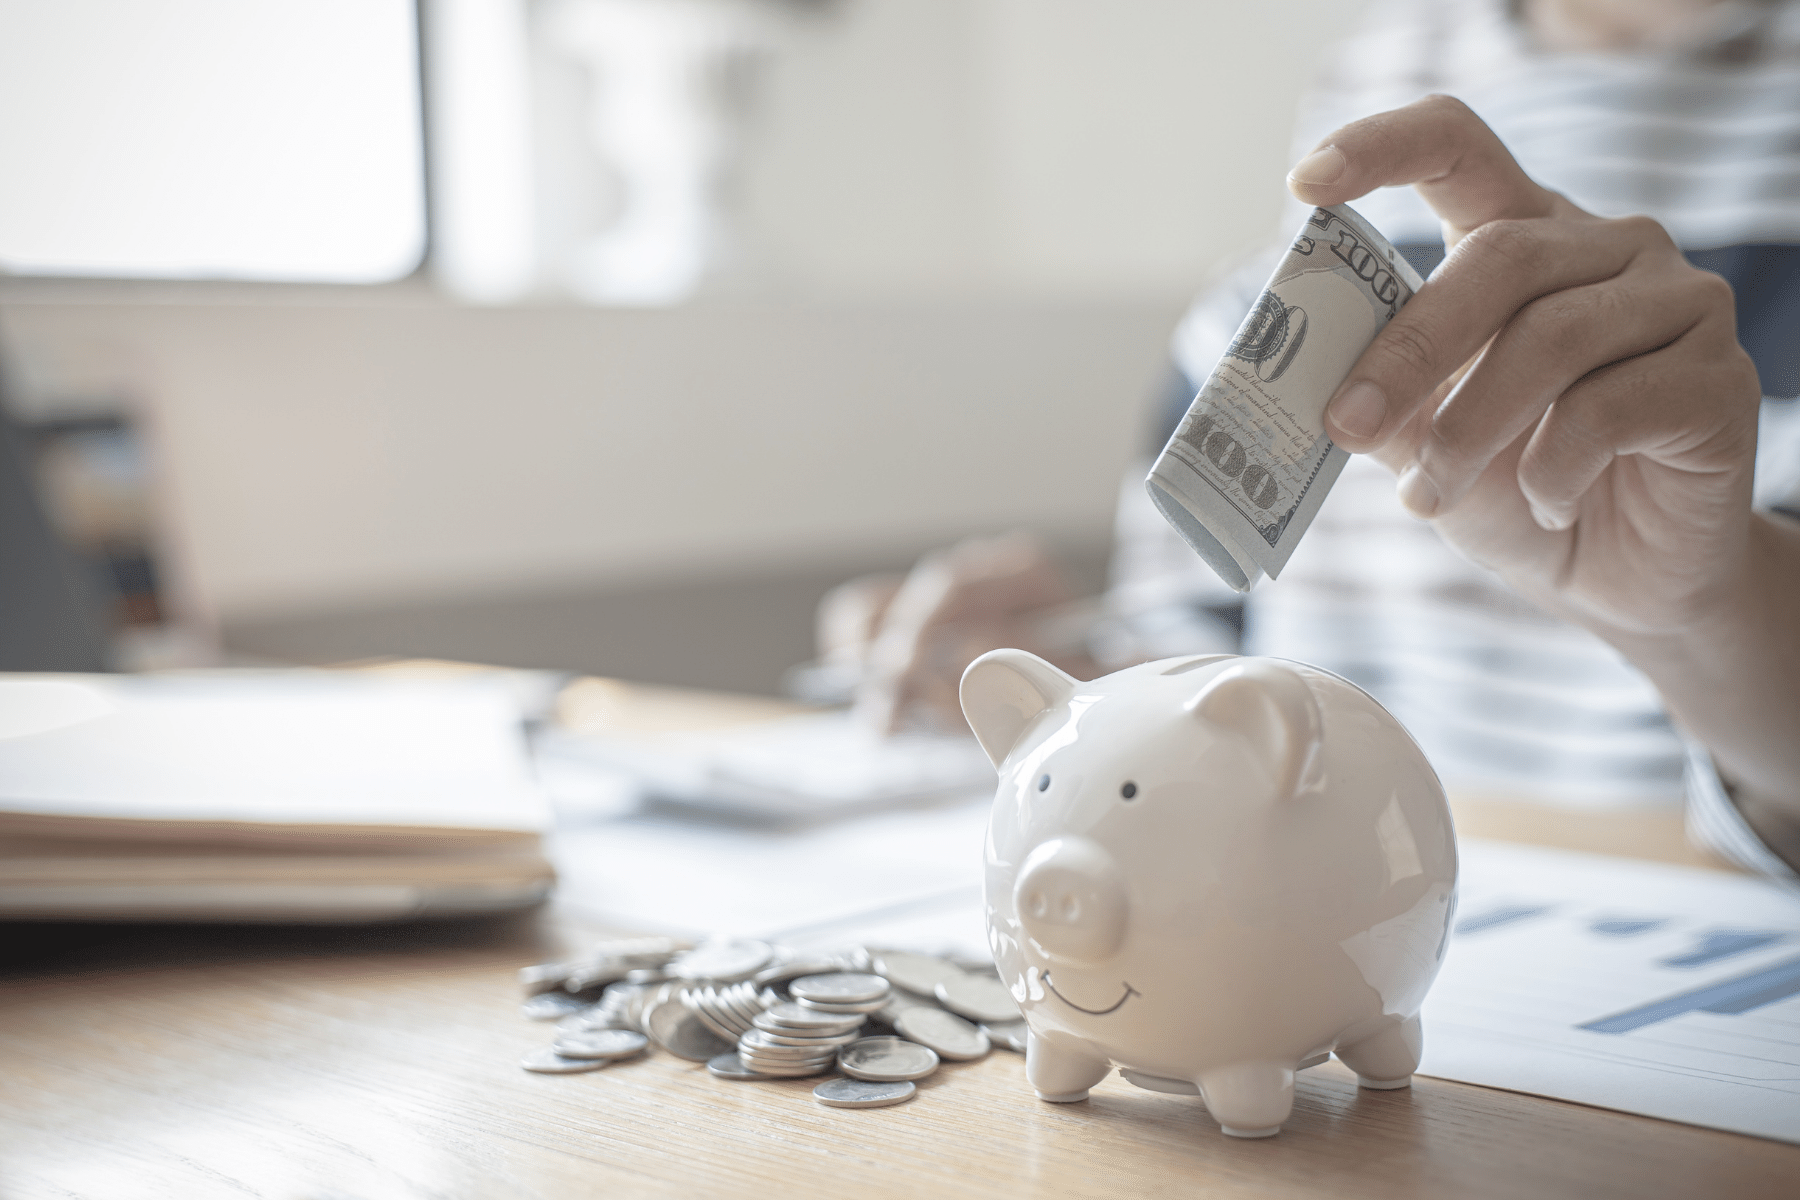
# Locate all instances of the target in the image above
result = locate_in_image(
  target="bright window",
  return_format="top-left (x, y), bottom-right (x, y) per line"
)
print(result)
top-left (0, 0), bottom-right (425, 283)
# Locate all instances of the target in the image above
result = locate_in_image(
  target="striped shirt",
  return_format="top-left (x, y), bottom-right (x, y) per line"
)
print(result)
top-left (1112, 0), bottom-right (1800, 875)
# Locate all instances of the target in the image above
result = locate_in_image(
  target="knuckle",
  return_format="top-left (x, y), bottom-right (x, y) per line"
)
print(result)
top-left (1615, 213), bottom-right (1675, 250)
top-left (1418, 92), bottom-right (1475, 122)
top-left (1543, 397), bottom-right (1620, 467)
top-left (1719, 343), bottom-right (1763, 404)
top-left (1689, 266), bottom-right (1738, 314)
top-left (1458, 218), bottom-right (1549, 276)
top-left (1514, 290), bottom-right (1602, 365)
top-left (1373, 320), bottom-right (1441, 379)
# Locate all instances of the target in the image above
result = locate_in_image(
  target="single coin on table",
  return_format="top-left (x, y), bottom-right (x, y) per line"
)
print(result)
top-left (874, 951), bottom-right (966, 997)
top-left (838, 1036), bottom-right (939, 1082)
top-left (521, 992), bottom-right (590, 1021)
top-left (981, 1020), bottom-right (1029, 1053)
top-left (520, 1046), bottom-right (613, 1074)
top-left (934, 974), bottom-right (1020, 1024)
top-left (552, 1028), bottom-right (650, 1061)
top-left (707, 1052), bottom-right (765, 1080)
top-left (789, 973), bottom-right (890, 1006)
top-left (557, 1009), bottom-right (623, 1034)
top-left (813, 1078), bottom-right (917, 1109)
top-left (895, 1007), bottom-right (990, 1061)
top-left (871, 990), bottom-right (933, 1029)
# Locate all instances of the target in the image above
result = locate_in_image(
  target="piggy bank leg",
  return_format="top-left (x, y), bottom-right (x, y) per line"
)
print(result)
top-left (1026, 1032), bottom-right (1110, 1102)
top-left (1196, 1063), bottom-right (1294, 1138)
top-left (1335, 1014), bottom-right (1422, 1089)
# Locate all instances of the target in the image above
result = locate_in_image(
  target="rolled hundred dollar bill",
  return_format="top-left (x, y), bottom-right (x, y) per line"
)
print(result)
top-left (1147, 204), bottom-right (1424, 591)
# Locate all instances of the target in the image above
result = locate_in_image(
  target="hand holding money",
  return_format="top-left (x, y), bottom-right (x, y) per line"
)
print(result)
top-left (1284, 95), bottom-right (1800, 817)
top-left (1289, 95), bottom-right (1761, 637)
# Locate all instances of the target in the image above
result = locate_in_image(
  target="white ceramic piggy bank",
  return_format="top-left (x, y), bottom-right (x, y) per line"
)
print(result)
top-left (961, 649), bottom-right (1456, 1138)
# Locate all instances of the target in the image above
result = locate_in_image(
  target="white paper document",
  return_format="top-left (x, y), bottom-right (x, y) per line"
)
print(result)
top-left (540, 711), bottom-right (995, 821)
top-left (550, 794), bottom-right (991, 940)
top-left (1422, 840), bottom-right (1800, 1144)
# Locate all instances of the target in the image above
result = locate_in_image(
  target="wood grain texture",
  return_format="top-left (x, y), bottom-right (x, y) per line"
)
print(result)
top-left (2, 902), bottom-right (1796, 1200)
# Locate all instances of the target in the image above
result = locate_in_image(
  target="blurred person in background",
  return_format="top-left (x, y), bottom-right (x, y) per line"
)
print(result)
top-left (818, 0), bottom-right (1800, 879)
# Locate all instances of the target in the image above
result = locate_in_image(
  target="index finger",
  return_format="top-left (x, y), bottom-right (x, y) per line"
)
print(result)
top-left (1286, 96), bottom-right (1575, 456)
top-left (1286, 94), bottom-right (1555, 241)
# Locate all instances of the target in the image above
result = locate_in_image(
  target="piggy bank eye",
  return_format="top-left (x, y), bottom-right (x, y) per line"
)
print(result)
top-left (1037, 774), bottom-right (1051, 792)
top-left (1120, 781), bottom-right (1138, 800)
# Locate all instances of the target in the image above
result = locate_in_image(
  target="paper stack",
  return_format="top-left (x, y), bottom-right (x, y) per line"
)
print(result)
top-left (0, 671), bottom-right (554, 922)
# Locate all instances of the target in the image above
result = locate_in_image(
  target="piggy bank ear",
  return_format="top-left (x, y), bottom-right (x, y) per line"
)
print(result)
top-left (1187, 658), bottom-right (1323, 799)
top-left (960, 649), bottom-right (1077, 768)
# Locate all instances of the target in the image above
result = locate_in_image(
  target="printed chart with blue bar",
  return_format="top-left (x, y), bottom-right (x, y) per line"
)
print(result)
top-left (1421, 840), bottom-right (1800, 1143)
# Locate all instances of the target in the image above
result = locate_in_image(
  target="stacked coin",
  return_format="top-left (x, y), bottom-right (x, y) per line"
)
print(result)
top-left (735, 999), bottom-right (868, 1077)
top-left (644, 993), bottom-right (727, 1061)
top-left (683, 980), bottom-right (779, 1042)
top-left (518, 943), bottom-right (1028, 1103)
top-left (790, 972), bottom-right (891, 1014)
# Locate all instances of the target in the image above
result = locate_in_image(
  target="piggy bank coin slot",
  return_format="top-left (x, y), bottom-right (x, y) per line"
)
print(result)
top-left (1159, 654), bottom-right (1231, 676)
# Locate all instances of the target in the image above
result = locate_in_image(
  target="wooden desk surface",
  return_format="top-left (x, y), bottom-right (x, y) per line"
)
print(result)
top-left (4, 684), bottom-right (1797, 1199)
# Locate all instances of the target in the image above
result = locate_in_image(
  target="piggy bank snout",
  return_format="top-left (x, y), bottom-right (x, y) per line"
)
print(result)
top-left (1013, 837), bottom-right (1129, 964)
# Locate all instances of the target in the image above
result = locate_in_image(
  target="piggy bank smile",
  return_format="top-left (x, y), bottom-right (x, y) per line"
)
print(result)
top-left (964, 650), bottom-right (1456, 1140)
top-left (1039, 970), bottom-right (1139, 1016)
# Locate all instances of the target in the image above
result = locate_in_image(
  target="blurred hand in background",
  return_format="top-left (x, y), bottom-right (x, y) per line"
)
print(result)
top-left (816, 533), bottom-right (1099, 735)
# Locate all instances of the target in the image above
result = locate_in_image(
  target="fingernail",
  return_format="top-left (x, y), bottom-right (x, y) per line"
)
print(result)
top-left (1329, 381), bottom-right (1386, 441)
top-left (1288, 145), bottom-right (1347, 186)
top-left (1397, 465), bottom-right (1439, 518)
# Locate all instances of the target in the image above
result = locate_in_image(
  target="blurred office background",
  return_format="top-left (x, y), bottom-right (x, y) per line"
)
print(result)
top-left (0, 0), bottom-right (1360, 694)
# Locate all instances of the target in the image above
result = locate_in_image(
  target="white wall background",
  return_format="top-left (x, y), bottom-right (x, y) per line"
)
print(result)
top-left (0, 0), bottom-right (1363, 633)
top-left (736, 0), bottom-right (1354, 299)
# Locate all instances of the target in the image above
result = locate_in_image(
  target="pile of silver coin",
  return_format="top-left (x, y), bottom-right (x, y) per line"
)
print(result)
top-left (517, 936), bottom-right (1028, 1110)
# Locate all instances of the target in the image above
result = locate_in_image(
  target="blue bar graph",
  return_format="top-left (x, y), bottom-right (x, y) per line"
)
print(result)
top-left (1580, 954), bottom-right (1800, 1034)
top-left (1455, 904), bottom-right (1552, 935)
top-left (1659, 929), bottom-right (1787, 969)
